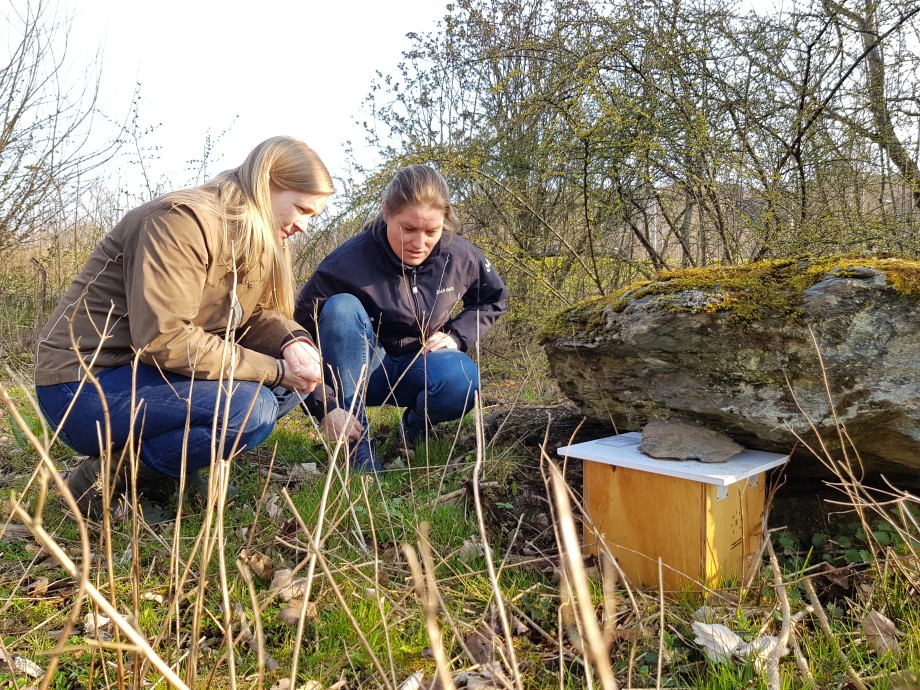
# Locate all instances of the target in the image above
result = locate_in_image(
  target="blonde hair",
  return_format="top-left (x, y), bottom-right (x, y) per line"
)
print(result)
top-left (379, 164), bottom-right (459, 231)
top-left (169, 136), bottom-right (334, 316)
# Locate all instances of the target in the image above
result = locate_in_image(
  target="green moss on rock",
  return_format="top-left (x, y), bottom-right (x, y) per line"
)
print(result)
top-left (541, 254), bottom-right (920, 342)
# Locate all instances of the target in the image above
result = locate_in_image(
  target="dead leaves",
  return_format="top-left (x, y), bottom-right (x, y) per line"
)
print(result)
top-left (277, 597), bottom-right (318, 626)
top-left (265, 493), bottom-right (285, 521)
top-left (270, 568), bottom-right (315, 627)
top-left (0, 649), bottom-right (43, 679)
top-left (456, 538), bottom-right (483, 565)
top-left (239, 548), bottom-right (275, 580)
top-left (271, 568), bottom-right (308, 601)
top-left (861, 609), bottom-right (903, 656)
top-left (25, 577), bottom-right (49, 598)
top-left (289, 462), bottom-right (323, 482)
top-left (83, 612), bottom-right (112, 638)
top-left (0, 523), bottom-right (33, 543)
top-left (141, 591), bottom-right (166, 605)
top-left (464, 622), bottom-right (497, 665)
top-left (269, 678), bottom-right (347, 690)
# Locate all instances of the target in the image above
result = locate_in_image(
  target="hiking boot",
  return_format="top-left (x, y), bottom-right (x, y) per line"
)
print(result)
top-left (350, 437), bottom-right (383, 473)
top-left (132, 462), bottom-right (178, 503)
top-left (65, 456), bottom-right (127, 519)
top-left (400, 409), bottom-right (428, 447)
top-left (65, 456), bottom-right (178, 520)
top-left (184, 470), bottom-right (238, 503)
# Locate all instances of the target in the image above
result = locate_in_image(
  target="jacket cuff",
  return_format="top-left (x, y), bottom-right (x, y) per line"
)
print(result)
top-left (271, 359), bottom-right (285, 388)
top-left (444, 329), bottom-right (467, 352)
top-left (280, 330), bottom-right (314, 354)
top-left (300, 384), bottom-right (338, 420)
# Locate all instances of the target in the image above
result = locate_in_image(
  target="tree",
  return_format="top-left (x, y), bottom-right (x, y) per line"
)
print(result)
top-left (0, 1), bottom-right (118, 252)
top-left (349, 0), bottom-right (920, 324)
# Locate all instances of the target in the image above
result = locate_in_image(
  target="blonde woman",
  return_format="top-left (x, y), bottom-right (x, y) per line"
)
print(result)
top-left (35, 136), bottom-right (333, 518)
top-left (296, 164), bottom-right (507, 471)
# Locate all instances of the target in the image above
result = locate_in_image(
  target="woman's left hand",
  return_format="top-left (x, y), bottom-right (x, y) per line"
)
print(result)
top-left (423, 331), bottom-right (459, 353)
top-left (282, 340), bottom-right (323, 393)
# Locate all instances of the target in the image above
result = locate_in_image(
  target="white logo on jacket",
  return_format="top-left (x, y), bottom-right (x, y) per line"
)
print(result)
top-left (436, 286), bottom-right (455, 295)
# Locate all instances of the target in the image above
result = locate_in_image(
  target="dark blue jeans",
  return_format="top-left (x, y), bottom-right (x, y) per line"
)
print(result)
top-left (317, 293), bottom-right (479, 441)
top-left (36, 363), bottom-right (299, 478)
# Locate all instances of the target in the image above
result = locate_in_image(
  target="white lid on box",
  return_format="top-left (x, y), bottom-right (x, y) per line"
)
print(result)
top-left (557, 432), bottom-right (789, 486)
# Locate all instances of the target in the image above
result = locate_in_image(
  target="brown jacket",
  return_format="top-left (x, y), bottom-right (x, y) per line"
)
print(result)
top-left (35, 195), bottom-right (308, 386)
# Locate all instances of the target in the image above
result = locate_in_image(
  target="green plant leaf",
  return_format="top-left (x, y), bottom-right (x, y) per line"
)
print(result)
top-left (844, 549), bottom-right (862, 564)
top-left (873, 530), bottom-right (891, 546)
top-left (9, 409), bottom-right (42, 452)
top-left (812, 533), bottom-right (828, 547)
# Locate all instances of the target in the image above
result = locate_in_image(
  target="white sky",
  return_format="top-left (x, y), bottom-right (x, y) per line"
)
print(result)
top-left (13, 0), bottom-right (786, 198)
top-left (49, 0), bottom-right (449, 192)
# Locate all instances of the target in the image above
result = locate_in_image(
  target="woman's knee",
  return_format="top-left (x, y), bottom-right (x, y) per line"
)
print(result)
top-left (429, 354), bottom-right (480, 415)
top-left (221, 383), bottom-right (279, 446)
top-left (318, 294), bottom-right (368, 329)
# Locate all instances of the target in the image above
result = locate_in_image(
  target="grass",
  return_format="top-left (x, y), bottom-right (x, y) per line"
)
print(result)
top-left (2, 373), bottom-right (920, 689)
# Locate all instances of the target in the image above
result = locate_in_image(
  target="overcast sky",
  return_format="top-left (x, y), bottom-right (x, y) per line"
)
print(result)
top-left (44, 0), bottom-right (448, 192)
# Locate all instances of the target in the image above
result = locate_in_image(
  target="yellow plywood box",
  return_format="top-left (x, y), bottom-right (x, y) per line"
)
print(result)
top-left (558, 433), bottom-right (788, 591)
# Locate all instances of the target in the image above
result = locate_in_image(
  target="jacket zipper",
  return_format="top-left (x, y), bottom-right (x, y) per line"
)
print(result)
top-left (409, 267), bottom-right (427, 336)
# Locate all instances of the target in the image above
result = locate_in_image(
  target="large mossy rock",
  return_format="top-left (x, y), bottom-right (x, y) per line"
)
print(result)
top-left (540, 256), bottom-right (920, 475)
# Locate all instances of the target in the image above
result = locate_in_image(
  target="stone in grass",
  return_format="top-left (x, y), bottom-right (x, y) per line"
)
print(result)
top-left (638, 420), bottom-right (743, 463)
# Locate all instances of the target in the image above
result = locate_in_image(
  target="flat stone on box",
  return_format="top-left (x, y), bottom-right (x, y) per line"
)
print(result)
top-left (638, 420), bottom-right (744, 464)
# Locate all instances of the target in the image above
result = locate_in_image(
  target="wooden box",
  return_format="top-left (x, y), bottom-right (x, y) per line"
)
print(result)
top-left (558, 433), bottom-right (788, 591)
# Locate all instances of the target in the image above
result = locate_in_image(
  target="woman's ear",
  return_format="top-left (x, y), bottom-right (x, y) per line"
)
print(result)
top-left (381, 201), bottom-right (390, 219)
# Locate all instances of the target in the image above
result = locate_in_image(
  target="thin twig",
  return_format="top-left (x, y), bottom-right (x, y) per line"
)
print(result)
top-left (404, 524), bottom-right (457, 690)
top-left (803, 578), bottom-right (868, 690)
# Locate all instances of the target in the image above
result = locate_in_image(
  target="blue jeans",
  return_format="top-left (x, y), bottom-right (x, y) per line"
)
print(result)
top-left (317, 294), bottom-right (479, 441)
top-left (36, 363), bottom-right (299, 478)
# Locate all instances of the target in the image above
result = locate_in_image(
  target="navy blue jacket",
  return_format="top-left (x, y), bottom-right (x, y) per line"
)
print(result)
top-left (294, 219), bottom-right (508, 356)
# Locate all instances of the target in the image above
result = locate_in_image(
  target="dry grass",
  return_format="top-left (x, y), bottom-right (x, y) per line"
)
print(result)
top-left (0, 352), bottom-right (918, 688)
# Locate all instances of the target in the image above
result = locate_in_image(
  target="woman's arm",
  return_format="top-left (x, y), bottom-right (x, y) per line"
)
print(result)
top-left (442, 250), bottom-right (508, 351)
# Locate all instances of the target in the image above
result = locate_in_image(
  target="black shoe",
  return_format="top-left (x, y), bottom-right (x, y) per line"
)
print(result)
top-left (65, 457), bottom-right (177, 520)
top-left (401, 409), bottom-right (432, 447)
top-left (381, 417), bottom-right (414, 462)
top-left (350, 437), bottom-right (383, 473)
top-left (65, 456), bottom-right (128, 519)
top-left (184, 470), bottom-right (238, 503)
top-left (134, 462), bottom-right (179, 505)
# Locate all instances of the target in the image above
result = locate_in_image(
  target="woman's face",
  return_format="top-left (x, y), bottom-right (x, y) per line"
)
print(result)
top-left (384, 203), bottom-right (445, 266)
top-left (270, 186), bottom-right (329, 241)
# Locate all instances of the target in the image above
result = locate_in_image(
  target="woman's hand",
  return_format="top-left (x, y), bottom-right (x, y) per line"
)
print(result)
top-left (321, 408), bottom-right (363, 442)
top-left (423, 331), bottom-right (459, 353)
top-left (280, 340), bottom-right (322, 393)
